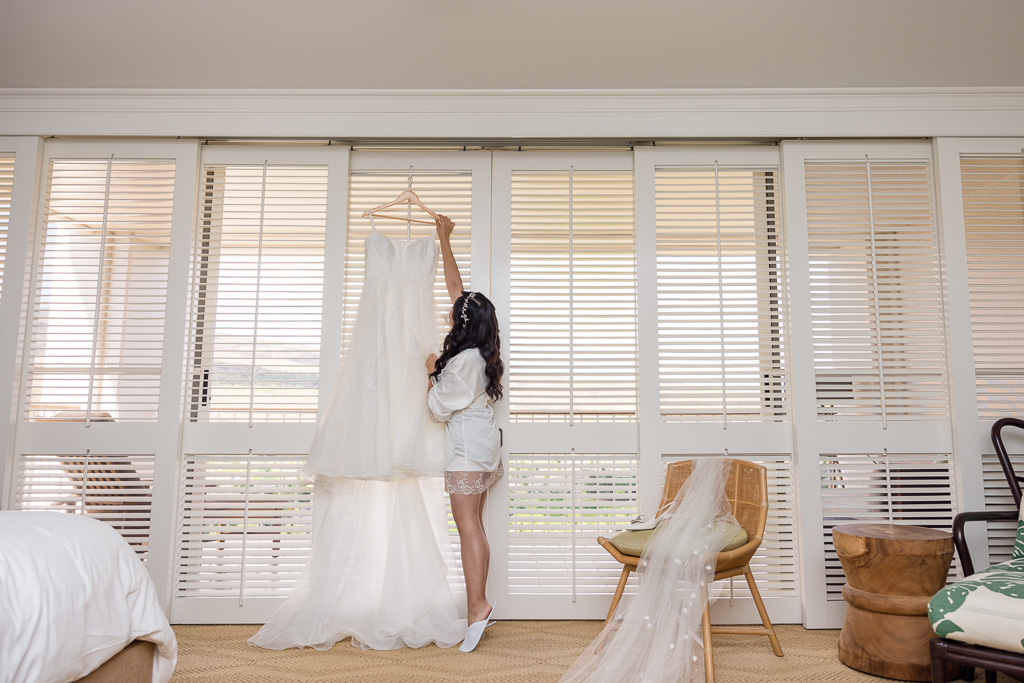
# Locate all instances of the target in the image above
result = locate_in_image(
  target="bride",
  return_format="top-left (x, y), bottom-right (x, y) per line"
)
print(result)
top-left (425, 214), bottom-right (504, 652)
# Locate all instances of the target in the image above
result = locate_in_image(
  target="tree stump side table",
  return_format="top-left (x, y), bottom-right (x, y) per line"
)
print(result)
top-left (833, 523), bottom-right (954, 682)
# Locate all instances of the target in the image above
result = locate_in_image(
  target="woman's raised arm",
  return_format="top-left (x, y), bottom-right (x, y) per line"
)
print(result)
top-left (435, 214), bottom-right (464, 304)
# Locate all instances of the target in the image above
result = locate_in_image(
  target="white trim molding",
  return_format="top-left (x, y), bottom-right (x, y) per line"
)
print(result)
top-left (2, 87), bottom-right (1024, 139)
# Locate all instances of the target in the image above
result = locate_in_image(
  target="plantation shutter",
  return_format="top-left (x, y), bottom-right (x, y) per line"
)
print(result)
top-left (174, 454), bottom-right (313, 617)
top-left (805, 157), bottom-right (953, 587)
top-left (508, 169), bottom-right (637, 422)
top-left (0, 154), bottom-right (12, 304)
top-left (655, 165), bottom-right (786, 422)
top-left (804, 159), bottom-right (948, 422)
top-left (492, 154), bottom-right (638, 618)
top-left (507, 454), bottom-right (639, 597)
top-left (188, 163), bottom-right (328, 424)
top-left (15, 453), bottom-right (155, 562)
top-left (820, 452), bottom-right (958, 601)
top-left (782, 142), bottom-right (955, 626)
top-left (26, 158), bottom-right (176, 422)
top-left (961, 155), bottom-right (1024, 420)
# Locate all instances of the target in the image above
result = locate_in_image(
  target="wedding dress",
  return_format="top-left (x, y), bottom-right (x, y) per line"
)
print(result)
top-left (249, 225), bottom-right (467, 651)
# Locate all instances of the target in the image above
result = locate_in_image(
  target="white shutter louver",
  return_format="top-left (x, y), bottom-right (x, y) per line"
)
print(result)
top-left (509, 170), bottom-right (637, 422)
top-left (346, 172), bottom-right (472, 349)
top-left (508, 454), bottom-right (639, 596)
top-left (805, 159), bottom-right (948, 421)
top-left (0, 154), bottom-right (13, 304)
top-left (961, 156), bottom-right (1024, 420)
top-left (15, 453), bottom-right (155, 562)
top-left (820, 452), bottom-right (958, 600)
top-left (176, 454), bottom-right (313, 599)
top-left (656, 166), bottom-right (787, 422)
top-left (662, 455), bottom-right (799, 600)
top-left (27, 158), bottom-right (175, 422)
top-left (189, 164), bottom-right (328, 423)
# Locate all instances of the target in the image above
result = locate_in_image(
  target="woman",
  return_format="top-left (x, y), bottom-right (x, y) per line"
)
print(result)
top-left (425, 214), bottom-right (504, 653)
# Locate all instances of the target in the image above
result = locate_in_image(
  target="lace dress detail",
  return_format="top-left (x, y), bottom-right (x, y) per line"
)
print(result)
top-left (445, 462), bottom-right (504, 496)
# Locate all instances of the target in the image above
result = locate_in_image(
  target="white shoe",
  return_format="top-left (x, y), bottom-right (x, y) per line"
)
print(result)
top-left (625, 515), bottom-right (659, 531)
top-left (459, 602), bottom-right (496, 653)
top-left (624, 503), bottom-right (672, 531)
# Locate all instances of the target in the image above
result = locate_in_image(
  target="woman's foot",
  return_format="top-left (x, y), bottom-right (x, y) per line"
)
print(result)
top-left (467, 602), bottom-right (493, 625)
top-left (459, 602), bottom-right (496, 653)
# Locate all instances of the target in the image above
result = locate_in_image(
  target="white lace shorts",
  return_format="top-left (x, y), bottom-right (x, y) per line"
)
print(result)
top-left (445, 461), bottom-right (504, 496)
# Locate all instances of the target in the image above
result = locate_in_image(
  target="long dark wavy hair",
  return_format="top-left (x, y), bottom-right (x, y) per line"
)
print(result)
top-left (431, 291), bottom-right (504, 401)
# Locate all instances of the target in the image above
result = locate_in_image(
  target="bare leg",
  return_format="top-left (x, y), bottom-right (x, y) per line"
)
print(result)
top-left (451, 491), bottom-right (492, 624)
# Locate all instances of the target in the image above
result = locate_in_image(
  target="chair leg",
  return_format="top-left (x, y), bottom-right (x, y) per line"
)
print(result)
top-left (702, 604), bottom-right (715, 683)
top-left (605, 565), bottom-right (632, 625)
top-left (743, 565), bottom-right (783, 656)
top-left (929, 639), bottom-right (948, 683)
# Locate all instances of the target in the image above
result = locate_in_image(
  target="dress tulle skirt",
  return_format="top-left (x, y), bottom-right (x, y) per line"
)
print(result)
top-left (248, 476), bottom-right (467, 650)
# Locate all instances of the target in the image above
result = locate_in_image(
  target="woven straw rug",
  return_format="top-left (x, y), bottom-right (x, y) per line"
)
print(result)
top-left (170, 622), bottom-right (1008, 682)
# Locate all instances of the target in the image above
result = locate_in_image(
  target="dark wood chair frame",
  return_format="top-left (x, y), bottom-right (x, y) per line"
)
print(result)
top-left (930, 417), bottom-right (1024, 683)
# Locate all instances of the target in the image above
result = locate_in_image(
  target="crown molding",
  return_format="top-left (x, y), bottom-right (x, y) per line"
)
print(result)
top-left (2, 87), bottom-right (1023, 138)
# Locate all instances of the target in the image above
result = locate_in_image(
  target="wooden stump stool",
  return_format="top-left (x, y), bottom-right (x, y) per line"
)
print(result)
top-left (833, 524), bottom-right (954, 681)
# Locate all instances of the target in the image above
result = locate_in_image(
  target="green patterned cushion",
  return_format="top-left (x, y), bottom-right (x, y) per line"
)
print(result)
top-left (609, 522), bottom-right (748, 558)
top-left (929, 556), bottom-right (1024, 653)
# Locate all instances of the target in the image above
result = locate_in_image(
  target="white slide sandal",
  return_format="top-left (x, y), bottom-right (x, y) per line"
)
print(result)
top-left (459, 602), bottom-right (496, 653)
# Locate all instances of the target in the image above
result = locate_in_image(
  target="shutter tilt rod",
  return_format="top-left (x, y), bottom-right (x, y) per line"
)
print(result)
top-left (883, 448), bottom-right (893, 524)
top-left (248, 162), bottom-right (269, 428)
top-left (864, 155), bottom-right (888, 429)
top-left (714, 162), bottom-right (728, 429)
top-left (85, 155), bottom-right (115, 427)
top-left (80, 449), bottom-right (91, 515)
top-left (571, 449), bottom-right (577, 602)
top-left (568, 166), bottom-right (575, 426)
top-left (239, 451), bottom-right (253, 606)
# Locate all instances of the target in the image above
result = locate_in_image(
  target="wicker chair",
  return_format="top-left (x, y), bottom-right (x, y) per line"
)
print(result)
top-left (596, 458), bottom-right (783, 682)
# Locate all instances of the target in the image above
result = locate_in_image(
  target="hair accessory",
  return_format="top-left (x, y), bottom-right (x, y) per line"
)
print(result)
top-left (460, 292), bottom-right (477, 325)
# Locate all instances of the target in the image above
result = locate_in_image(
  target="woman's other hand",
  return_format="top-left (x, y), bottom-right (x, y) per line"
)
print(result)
top-left (426, 353), bottom-right (438, 375)
top-left (435, 214), bottom-right (454, 242)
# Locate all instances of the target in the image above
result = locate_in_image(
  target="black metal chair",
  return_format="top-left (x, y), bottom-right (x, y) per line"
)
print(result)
top-left (929, 417), bottom-right (1024, 683)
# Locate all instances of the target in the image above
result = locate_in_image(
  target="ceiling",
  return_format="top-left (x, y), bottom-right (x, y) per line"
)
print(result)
top-left (2, 0), bottom-right (1023, 90)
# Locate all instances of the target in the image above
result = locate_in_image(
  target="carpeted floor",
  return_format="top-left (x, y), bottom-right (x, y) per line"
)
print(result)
top-left (170, 622), bottom-right (1015, 682)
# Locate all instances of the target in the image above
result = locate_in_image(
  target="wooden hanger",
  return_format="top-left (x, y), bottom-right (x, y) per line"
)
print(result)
top-left (361, 189), bottom-right (439, 225)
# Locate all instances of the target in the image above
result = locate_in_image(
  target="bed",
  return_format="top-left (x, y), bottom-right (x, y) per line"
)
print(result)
top-left (0, 511), bottom-right (176, 683)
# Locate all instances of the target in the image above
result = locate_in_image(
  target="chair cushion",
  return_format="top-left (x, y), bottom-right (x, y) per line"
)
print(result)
top-left (608, 521), bottom-right (748, 558)
top-left (928, 557), bottom-right (1024, 654)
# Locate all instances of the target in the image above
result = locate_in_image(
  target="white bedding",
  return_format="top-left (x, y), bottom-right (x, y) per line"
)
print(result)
top-left (0, 511), bottom-right (176, 683)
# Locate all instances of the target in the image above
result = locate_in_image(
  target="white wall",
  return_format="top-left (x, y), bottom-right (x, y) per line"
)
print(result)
top-left (2, 0), bottom-right (1024, 90)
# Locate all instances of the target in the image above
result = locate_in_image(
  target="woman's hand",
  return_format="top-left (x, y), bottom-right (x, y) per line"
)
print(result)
top-left (435, 214), bottom-right (454, 242)
top-left (426, 353), bottom-right (438, 375)
top-left (435, 214), bottom-right (463, 303)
